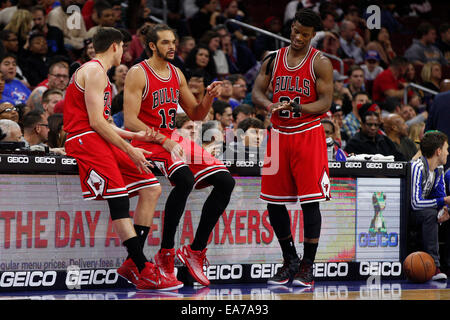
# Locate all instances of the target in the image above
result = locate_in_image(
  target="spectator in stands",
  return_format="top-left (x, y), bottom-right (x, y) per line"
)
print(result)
top-left (425, 85), bottom-right (450, 170)
top-left (332, 70), bottom-right (351, 114)
top-left (189, 0), bottom-right (219, 40)
top-left (221, 30), bottom-right (256, 75)
top-left (216, 78), bottom-right (234, 106)
top-left (404, 22), bottom-right (447, 67)
top-left (341, 91), bottom-right (370, 139)
top-left (47, 0), bottom-right (88, 51)
top-left (254, 16), bottom-right (283, 61)
top-left (86, 0), bottom-right (115, 38)
top-left (409, 121), bottom-right (425, 151)
top-left (383, 114), bottom-right (418, 161)
top-left (69, 38), bottom-right (96, 77)
top-left (344, 65), bottom-right (366, 96)
top-left (201, 119), bottom-right (224, 158)
top-left (410, 130), bottom-right (450, 281)
top-left (4, 9), bottom-right (32, 54)
top-left (172, 36), bottom-right (196, 73)
top-left (108, 64), bottom-right (128, 98)
top-left (42, 88), bottom-right (63, 118)
top-left (0, 30), bottom-right (29, 86)
top-left (228, 73), bottom-right (247, 106)
top-left (365, 27), bottom-right (396, 69)
top-left (215, 0), bottom-right (247, 42)
top-left (361, 50), bottom-right (384, 81)
top-left (228, 117), bottom-right (265, 164)
top-left (0, 53), bottom-right (30, 106)
top-left (329, 102), bottom-right (347, 146)
top-left (338, 19), bottom-right (365, 65)
top-left (200, 30), bottom-right (229, 79)
top-left (372, 56), bottom-right (409, 103)
top-left (0, 118), bottom-right (22, 142)
top-left (184, 44), bottom-right (217, 86)
top-left (27, 61), bottom-right (69, 111)
top-left (175, 112), bottom-right (197, 141)
top-left (187, 70), bottom-right (206, 104)
top-left (231, 103), bottom-right (254, 133)
top-left (22, 109), bottom-right (49, 149)
top-left (31, 5), bottom-right (66, 57)
top-left (421, 61), bottom-right (442, 93)
top-left (18, 31), bottom-right (49, 87)
top-left (47, 112), bottom-right (66, 154)
top-left (436, 23), bottom-right (449, 65)
top-left (344, 103), bottom-right (405, 161)
top-left (321, 118), bottom-right (345, 161)
top-left (212, 99), bottom-right (232, 132)
top-left (128, 21), bottom-right (153, 66)
top-left (0, 101), bottom-right (19, 123)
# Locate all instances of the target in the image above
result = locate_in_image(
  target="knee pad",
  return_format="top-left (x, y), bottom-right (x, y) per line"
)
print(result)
top-left (107, 196), bottom-right (130, 220)
top-left (302, 202), bottom-right (322, 239)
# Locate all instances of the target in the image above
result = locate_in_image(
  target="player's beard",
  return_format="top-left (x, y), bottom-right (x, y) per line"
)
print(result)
top-left (155, 46), bottom-right (174, 62)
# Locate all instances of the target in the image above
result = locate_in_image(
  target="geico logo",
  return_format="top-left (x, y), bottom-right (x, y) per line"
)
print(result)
top-left (65, 269), bottom-right (118, 286)
top-left (345, 161), bottom-right (361, 168)
top-left (61, 158), bottom-right (77, 165)
top-left (387, 163), bottom-right (403, 169)
top-left (204, 264), bottom-right (242, 280)
top-left (236, 161), bottom-right (255, 167)
top-left (250, 263), bottom-right (283, 279)
top-left (358, 232), bottom-right (399, 247)
top-left (314, 262), bottom-right (348, 277)
top-left (7, 156), bottom-right (29, 164)
top-left (360, 283), bottom-right (402, 299)
top-left (359, 262), bottom-right (402, 276)
top-left (329, 162), bottom-right (341, 169)
top-left (313, 285), bottom-right (349, 299)
top-left (35, 157), bottom-right (56, 164)
top-left (0, 271), bottom-right (57, 287)
top-left (366, 162), bottom-right (382, 169)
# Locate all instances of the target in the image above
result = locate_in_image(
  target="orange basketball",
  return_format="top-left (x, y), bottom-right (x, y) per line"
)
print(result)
top-left (403, 251), bottom-right (436, 283)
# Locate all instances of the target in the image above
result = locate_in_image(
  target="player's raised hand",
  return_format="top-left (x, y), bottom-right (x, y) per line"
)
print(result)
top-left (206, 81), bottom-right (223, 98)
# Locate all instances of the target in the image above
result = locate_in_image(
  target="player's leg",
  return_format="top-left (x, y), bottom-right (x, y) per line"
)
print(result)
top-left (133, 186), bottom-right (162, 250)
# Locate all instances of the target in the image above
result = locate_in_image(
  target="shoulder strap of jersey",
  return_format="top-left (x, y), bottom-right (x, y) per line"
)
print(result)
top-left (262, 50), bottom-right (277, 76)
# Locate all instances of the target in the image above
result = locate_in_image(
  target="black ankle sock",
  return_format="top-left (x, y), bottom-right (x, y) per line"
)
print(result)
top-left (279, 236), bottom-right (298, 260)
top-left (123, 236), bottom-right (147, 272)
top-left (127, 225), bottom-right (150, 260)
top-left (303, 242), bottom-right (318, 263)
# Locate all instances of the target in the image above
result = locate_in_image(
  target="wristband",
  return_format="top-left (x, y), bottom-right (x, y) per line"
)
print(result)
top-left (266, 102), bottom-right (274, 112)
top-left (161, 136), bottom-right (168, 145)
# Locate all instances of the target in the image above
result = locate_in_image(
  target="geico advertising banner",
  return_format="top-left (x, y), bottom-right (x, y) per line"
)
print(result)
top-left (356, 178), bottom-right (401, 261)
top-left (0, 175), bottom-right (361, 272)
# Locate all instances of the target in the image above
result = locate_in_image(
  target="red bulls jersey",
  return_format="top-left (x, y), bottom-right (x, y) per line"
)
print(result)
top-left (136, 60), bottom-right (180, 136)
top-left (270, 45), bottom-right (324, 133)
top-left (63, 59), bottom-right (112, 135)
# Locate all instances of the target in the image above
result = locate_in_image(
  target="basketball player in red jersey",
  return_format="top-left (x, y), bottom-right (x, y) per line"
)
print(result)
top-left (63, 27), bottom-right (169, 290)
top-left (252, 9), bottom-right (334, 287)
top-left (123, 24), bottom-right (235, 288)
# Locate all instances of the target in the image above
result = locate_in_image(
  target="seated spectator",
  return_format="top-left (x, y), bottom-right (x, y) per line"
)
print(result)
top-left (199, 30), bottom-right (229, 79)
top-left (18, 31), bottom-right (49, 87)
top-left (404, 22), bottom-right (447, 67)
top-left (189, 0), bottom-right (218, 40)
top-left (232, 103), bottom-right (255, 134)
top-left (216, 78), bottom-right (234, 105)
top-left (4, 9), bottom-right (32, 54)
top-left (408, 121), bottom-right (425, 151)
top-left (47, 112), bottom-right (66, 155)
top-left (201, 120), bottom-right (224, 158)
top-left (365, 27), bottom-right (396, 69)
top-left (337, 19), bottom-right (365, 65)
top-left (361, 50), bottom-right (384, 81)
top-left (175, 112), bottom-right (197, 142)
top-left (86, 0), bottom-right (116, 39)
top-left (344, 65), bottom-right (366, 96)
top-left (186, 69), bottom-right (206, 104)
top-left (69, 38), bottom-right (96, 77)
top-left (341, 91), bottom-right (370, 139)
top-left (47, 0), bottom-right (88, 51)
top-left (212, 99), bottom-right (233, 143)
top-left (0, 29), bottom-right (29, 86)
top-left (254, 16), bottom-right (284, 61)
top-left (42, 88), bottom-right (63, 118)
top-left (22, 109), bottom-right (50, 150)
top-left (321, 118), bottom-right (345, 161)
top-left (372, 56), bottom-right (408, 104)
top-left (332, 70), bottom-right (351, 114)
top-left (128, 21), bottom-right (153, 65)
top-left (108, 64), bottom-right (128, 98)
top-left (410, 130), bottom-right (450, 280)
top-left (383, 114), bottom-right (418, 161)
top-left (184, 44), bottom-right (217, 86)
top-left (344, 103), bottom-right (405, 161)
top-left (228, 117), bottom-right (265, 164)
top-left (0, 101), bottom-right (19, 123)
top-left (0, 53), bottom-right (31, 106)
top-left (0, 118), bottom-right (23, 142)
top-left (228, 73), bottom-right (248, 107)
top-left (216, 0), bottom-right (247, 42)
top-left (31, 5), bottom-right (66, 57)
top-left (221, 31), bottom-right (256, 76)
top-left (436, 23), bottom-right (449, 65)
top-left (172, 36), bottom-right (196, 74)
top-left (329, 102), bottom-right (347, 147)
top-left (421, 61), bottom-right (442, 93)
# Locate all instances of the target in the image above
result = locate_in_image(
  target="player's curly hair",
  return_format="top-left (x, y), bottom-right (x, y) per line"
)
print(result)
top-left (293, 8), bottom-right (323, 31)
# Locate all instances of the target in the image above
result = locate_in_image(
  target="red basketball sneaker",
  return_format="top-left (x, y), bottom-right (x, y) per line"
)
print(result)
top-left (136, 261), bottom-right (161, 290)
top-left (117, 258), bottom-right (140, 285)
top-left (154, 248), bottom-right (184, 290)
top-left (176, 245), bottom-right (210, 286)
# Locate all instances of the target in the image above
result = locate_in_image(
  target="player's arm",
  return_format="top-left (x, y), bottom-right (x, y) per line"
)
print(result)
top-left (176, 67), bottom-right (222, 121)
top-left (83, 65), bottom-right (152, 173)
top-left (298, 54), bottom-right (334, 114)
top-left (252, 52), bottom-right (289, 113)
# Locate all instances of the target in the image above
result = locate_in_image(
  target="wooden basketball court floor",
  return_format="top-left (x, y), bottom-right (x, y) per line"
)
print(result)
top-left (0, 279), bottom-right (449, 301)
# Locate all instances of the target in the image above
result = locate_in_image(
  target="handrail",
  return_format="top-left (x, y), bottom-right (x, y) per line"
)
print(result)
top-left (225, 18), bottom-right (345, 74)
top-left (403, 82), bottom-right (439, 104)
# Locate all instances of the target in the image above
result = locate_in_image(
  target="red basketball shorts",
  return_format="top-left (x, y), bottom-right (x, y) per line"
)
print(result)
top-left (65, 131), bottom-right (160, 200)
top-left (132, 132), bottom-right (228, 189)
top-left (260, 121), bottom-right (331, 205)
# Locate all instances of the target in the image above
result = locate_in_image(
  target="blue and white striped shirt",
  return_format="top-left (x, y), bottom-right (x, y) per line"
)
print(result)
top-left (411, 157), bottom-right (446, 211)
